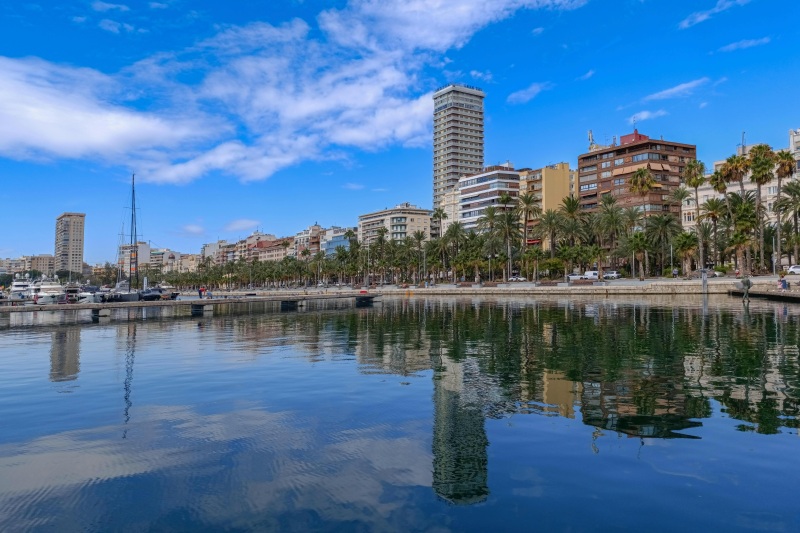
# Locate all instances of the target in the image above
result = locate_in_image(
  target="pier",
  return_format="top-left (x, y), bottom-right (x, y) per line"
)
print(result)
top-left (0, 291), bottom-right (381, 322)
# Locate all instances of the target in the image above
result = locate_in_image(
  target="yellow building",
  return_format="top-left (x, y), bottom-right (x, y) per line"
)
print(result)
top-left (519, 162), bottom-right (574, 246)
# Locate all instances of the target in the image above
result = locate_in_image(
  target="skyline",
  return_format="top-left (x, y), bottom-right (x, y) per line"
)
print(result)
top-left (1, 0), bottom-right (798, 263)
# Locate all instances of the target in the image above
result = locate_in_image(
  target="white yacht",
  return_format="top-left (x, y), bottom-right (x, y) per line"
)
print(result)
top-left (8, 277), bottom-right (32, 302)
top-left (30, 279), bottom-right (65, 305)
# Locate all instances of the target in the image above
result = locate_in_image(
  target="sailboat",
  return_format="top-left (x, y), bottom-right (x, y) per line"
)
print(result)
top-left (106, 174), bottom-right (141, 303)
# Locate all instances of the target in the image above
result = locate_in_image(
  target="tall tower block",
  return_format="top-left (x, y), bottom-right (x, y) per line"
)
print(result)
top-left (432, 84), bottom-right (485, 210)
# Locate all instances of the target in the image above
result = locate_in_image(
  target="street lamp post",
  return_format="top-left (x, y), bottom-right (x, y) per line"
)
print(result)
top-left (773, 236), bottom-right (777, 275)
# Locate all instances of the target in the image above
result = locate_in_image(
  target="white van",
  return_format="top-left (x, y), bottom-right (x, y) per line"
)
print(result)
top-left (583, 271), bottom-right (599, 280)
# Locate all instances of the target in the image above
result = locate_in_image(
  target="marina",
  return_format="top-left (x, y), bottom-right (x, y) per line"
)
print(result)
top-left (1, 296), bottom-right (798, 531)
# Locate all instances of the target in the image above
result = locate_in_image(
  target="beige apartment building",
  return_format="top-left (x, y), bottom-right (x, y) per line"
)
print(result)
top-left (519, 162), bottom-right (574, 245)
top-left (358, 203), bottom-right (432, 245)
top-left (55, 212), bottom-right (85, 274)
top-left (30, 254), bottom-right (55, 276)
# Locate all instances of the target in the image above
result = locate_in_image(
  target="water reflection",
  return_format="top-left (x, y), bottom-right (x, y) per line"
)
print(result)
top-left (2, 297), bottom-right (800, 531)
top-left (49, 329), bottom-right (80, 382)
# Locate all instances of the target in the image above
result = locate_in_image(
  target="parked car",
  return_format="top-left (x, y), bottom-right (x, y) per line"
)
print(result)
top-left (567, 273), bottom-right (585, 281)
top-left (509, 276), bottom-right (527, 282)
top-left (603, 271), bottom-right (622, 280)
top-left (787, 265), bottom-right (800, 275)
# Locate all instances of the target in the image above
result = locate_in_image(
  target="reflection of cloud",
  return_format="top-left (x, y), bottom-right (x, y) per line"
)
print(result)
top-left (0, 404), bottom-right (432, 530)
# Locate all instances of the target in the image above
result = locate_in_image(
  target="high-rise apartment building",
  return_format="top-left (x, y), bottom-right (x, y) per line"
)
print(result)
top-left (576, 130), bottom-right (696, 214)
top-left (433, 84), bottom-right (485, 211)
top-left (54, 212), bottom-right (85, 274)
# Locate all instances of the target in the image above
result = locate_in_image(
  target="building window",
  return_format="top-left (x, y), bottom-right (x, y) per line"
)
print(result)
top-left (601, 161), bottom-right (611, 169)
top-left (632, 153), bottom-right (649, 162)
top-left (613, 178), bottom-right (625, 185)
top-left (614, 158), bottom-right (624, 165)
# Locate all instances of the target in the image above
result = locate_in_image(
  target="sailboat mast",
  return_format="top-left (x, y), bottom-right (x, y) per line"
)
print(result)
top-left (130, 174), bottom-right (139, 289)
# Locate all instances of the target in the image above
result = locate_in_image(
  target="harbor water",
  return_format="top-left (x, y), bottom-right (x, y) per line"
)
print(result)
top-left (1, 296), bottom-right (799, 531)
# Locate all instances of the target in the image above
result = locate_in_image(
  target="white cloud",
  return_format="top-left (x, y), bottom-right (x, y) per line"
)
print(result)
top-left (224, 219), bottom-right (260, 232)
top-left (181, 224), bottom-right (204, 235)
top-left (470, 70), bottom-right (492, 82)
top-left (531, 27), bottom-right (545, 35)
top-left (0, 57), bottom-right (210, 164)
top-left (577, 69), bottom-right (594, 81)
top-left (149, 1), bottom-right (168, 8)
top-left (629, 110), bottom-right (668, 124)
top-left (343, 182), bottom-right (364, 190)
top-left (72, 16), bottom-right (87, 23)
top-left (318, 0), bottom-right (587, 53)
top-left (507, 82), bottom-right (553, 104)
top-left (98, 19), bottom-right (135, 33)
top-left (679, 0), bottom-right (749, 29)
top-left (718, 36), bottom-right (770, 52)
top-left (699, 102), bottom-right (708, 109)
top-left (643, 77), bottom-right (709, 101)
top-left (92, 1), bottom-right (130, 12)
top-left (0, 0), bottom-right (589, 185)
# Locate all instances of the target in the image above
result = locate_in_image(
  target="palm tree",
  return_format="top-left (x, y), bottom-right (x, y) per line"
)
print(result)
top-left (622, 206), bottom-right (642, 236)
top-left (700, 198), bottom-right (727, 266)
top-left (411, 230), bottom-right (426, 282)
top-left (776, 180), bottom-right (800, 263)
top-left (599, 196), bottom-right (625, 266)
top-left (748, 144), bottom-right (775, 269)
top-left (673, 231), bottom-right (699, 276)
top-left (722, 153), bottom-right (751, 195)
top-left (497, 207), bottom-right (521, 280)
top-left (623, 231), bottom-right (649, 280)
top-left (646, 213), bottom-right (682, 274)
top-left (536, 209), bottom-right (562, 258)
top-left (432, 207), bottom-right (447, 238)
top-left (682, 159), bottom-right (706, 268)
top-left (518, 192), bottom-right (541, 252)
top-left (630, 166), bottom-right (657, 275)
top-left (775, 150), bottom-right (797, 269)
top-left (477, 207), bottom-right (500, 281)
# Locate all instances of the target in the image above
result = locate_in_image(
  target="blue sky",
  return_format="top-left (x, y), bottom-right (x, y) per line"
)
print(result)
top-left (1, 0), bottom-right (798, 264)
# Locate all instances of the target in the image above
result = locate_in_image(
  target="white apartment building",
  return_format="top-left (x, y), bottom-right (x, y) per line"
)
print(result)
top-left (118, 241), bottom-right (150, 278)
top-left (681, 130), bottom-right (800, 232)
top-left (458, 164), bottom-right (521, 231)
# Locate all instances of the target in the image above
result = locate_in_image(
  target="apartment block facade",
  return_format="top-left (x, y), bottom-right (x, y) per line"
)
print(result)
top-left (576, 130), bottom-right (696, 214)
top-left (458, 164), bottom-right (520, 231)
top-left (433, 84), bottom-right (485, 211)
top-left (54, 212), bottom-right (85, 274)
top-left (358, 203), bottom-right (431, 245)
top-left (519, 162), bottom-right (574, 245)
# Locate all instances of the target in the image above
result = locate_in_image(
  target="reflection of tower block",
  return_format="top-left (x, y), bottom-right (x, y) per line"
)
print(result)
top-left (432, 357), bottom-right (489, 504)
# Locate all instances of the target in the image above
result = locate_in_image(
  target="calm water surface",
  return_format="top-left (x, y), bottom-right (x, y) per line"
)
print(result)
top-left (1, 296), bottom-right (799, 532)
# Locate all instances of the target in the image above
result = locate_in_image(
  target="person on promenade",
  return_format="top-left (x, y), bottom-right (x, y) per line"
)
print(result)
top-left (672, 268), bottom-right (678, 278)
top-left (198, 287), bottom-right (204, 299)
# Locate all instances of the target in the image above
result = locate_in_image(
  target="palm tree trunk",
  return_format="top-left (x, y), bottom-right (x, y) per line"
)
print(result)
top-left (776, 177), bottom-right (782, 271)
top-left (694, 185), bottom-right (703, 269)
top-left (794, 210), bottom-right (799, 264)
top-left (757, 183), bottom-right (764, 270)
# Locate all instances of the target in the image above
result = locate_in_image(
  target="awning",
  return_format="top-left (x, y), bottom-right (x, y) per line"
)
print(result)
top-left (612, 167), bottom-right (627, 176)
top-left (650, 162), bottom-right (663, 171)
